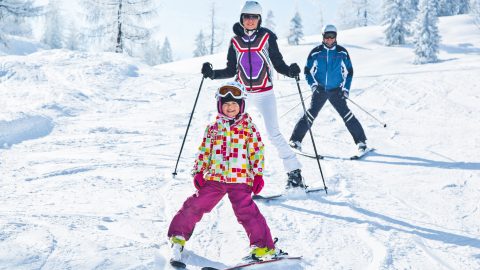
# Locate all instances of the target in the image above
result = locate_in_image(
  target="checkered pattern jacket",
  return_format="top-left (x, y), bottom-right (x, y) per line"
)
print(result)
top-left (192, 113), bottom-right (264, 185)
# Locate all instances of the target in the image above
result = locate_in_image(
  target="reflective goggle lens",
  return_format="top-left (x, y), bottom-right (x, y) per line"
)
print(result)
top-left (243, 14), bottom-right (259, 20)
top-left (324, 33), bottom-right (336, 39)
top-left (218, 86), bottom-right (243, 97)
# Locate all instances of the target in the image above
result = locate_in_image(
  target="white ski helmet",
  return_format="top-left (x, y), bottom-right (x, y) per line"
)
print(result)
top-left (216, 81), bottom-right (247, 116)
top-left (322, 24), bottom-right (337, 36)
top-left (240, 1), bottom-right (262, 28)
top-left (240, 1), bottom-right (262, 16)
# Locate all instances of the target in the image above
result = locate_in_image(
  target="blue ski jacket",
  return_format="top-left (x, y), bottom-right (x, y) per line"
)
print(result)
top-left (304, 44), bottom-right (354, 92)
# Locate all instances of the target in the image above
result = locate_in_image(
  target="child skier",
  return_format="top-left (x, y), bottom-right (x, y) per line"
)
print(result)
top-left (167, 81), bottom-right (283, 265)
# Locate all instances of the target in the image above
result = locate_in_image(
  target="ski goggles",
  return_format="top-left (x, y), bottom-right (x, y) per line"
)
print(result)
top-left (242, 14), bottom-right (260, 20)
top-left (217, 85), bottom-right (246, 99)
top-left (323, 33), bottom-right (337, 39)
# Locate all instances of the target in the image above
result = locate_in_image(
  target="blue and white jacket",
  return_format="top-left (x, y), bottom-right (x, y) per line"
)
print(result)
top-left (304, 44), bottom-right (354, 92)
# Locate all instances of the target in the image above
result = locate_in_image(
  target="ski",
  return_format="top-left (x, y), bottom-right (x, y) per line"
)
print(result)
top-left (201, 256), bottom-right (302, 270)
top-left (169, 259), bottom-right (186, 269)
top-left (292, 146), bottom-right (375, 160)
top-left (252, 186), bottom-right (326, 201)
top-left (350, 147), bottom-right (374, 160)
top-left (306, 186), bottom-right (326, 193)
top-left (252, 193), bottom-right (283, 200)
top-left (292, 148), bottom-right (324, 159)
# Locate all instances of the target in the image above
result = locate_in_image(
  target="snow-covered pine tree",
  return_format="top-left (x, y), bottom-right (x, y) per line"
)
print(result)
top-left (80, 0), bottom-right (157, 56)
top-left (473, 0), bottom-right (480, 28)
top-left (43, 0), bottom-right (63, 49)
top-left (142, 39), bottom-right (162, 65)
top-left (160, 37), bottom-right (173, 63)
top-left (383, 0), bottom-right (412, 45)
top-left (338, 0), bottom-right (378, 29)
top-left (264, 10), bottom-right (276, 31)
top-left (437, 0), bottom-right (470, 16)
top-left (437, 0), bottom-right (454, 16)
top-left (288, 11), bottom-right (304, 45)
top-left (65, 22), bottom-right (80, 50)
top-left (0, 0), bottom-right (42, 43)
top-left (193, 30), bottom-right (208, 57)
top-left (413, 0), bottom-right (440, 64)
top-left (455, 0), bottom-right (470, 14)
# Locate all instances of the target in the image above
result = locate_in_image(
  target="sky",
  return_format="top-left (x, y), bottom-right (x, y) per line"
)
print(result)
top-left (1, 14), bottom-right (480, 269)
top-left (157, 0), bottom-right (341, 59)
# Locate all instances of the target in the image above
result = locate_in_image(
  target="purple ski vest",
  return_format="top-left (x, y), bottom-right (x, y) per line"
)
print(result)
top-left (232, 32), bottom-right (273, 93)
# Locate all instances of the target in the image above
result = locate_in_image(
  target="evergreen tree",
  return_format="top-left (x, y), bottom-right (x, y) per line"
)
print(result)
top-left (65, 22), bottom-right (80, 50)
top-left (413, 0), bottom-right (440, 64)
top-left (43, 0), bottom-right (63, 49)
top-left (437, 0), bottom-right (470, 16)
top-left (80, 0), bottom-right (157, 56)
top-left (288, 11), bottom-right (304, 45)
top-left (473, 0), bottom-right (480, 27)
top-left (143, 39), bottom-right (162, 65)
top-left (456, 0), bottom-right (470, 14)
top-left (264, 10), bottom-right (276, 31)
top-left (0, 0), bottom-right (42, 43)
top-left (338, 0), bottom-right (378, 29)
top-left (193, 30), bottom-right (208, 57)
top-left (383, 0), bottom-right (412, 46)
top-left (160, 37), bottom-right (173, 63)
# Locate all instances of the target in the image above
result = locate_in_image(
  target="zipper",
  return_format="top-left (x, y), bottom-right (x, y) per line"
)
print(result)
top-left (325, 48), bottom-right (329, 91)
top-left (248, 35), bottom-right (253, 91)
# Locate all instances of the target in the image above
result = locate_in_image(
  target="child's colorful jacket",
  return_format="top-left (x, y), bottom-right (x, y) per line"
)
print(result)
top-left (192, 113), bottom-right (264, 185)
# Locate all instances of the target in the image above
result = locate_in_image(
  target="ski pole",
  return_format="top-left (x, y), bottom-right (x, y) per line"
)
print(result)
top-left (172, 76), bottom-right (205, 177)
top-left (346, 97), bottom-right (387, 128)
top-left (279, 92), bottom-right (312, 119)
top-left (294, 76), bottom-right (328, 194)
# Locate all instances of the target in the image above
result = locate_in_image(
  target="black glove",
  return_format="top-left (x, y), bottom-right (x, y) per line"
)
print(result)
top-left (341, 88), bottom-right (349, 99)
top-left (201, 62), bottom-right (214, 79)
top-left (288, 63), bottom-right (301, 78)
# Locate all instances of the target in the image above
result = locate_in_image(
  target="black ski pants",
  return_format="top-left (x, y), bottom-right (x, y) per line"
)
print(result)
top-left (290, 89), bottom-right (367, 144)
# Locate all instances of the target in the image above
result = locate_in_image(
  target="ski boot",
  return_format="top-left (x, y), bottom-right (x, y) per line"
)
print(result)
top-left (246, 238), bottom-right (289, 262)
top-left (169, 235), bottom-right (186, 267)
top-left (286, 169), bottom-right (306, 189)
top-left (357, 141), bottom-right (367, 152)
top-left (289, 140), bottom-right (302, 151)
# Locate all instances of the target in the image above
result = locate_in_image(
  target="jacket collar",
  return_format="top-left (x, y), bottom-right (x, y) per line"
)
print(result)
top-left (217, 112), bottom-right (249, 127)
top-left (233, 22), bottom-right (261, 37)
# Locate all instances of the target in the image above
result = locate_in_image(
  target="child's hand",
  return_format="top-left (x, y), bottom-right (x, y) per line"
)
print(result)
top-left (252, 175), bottom-right (264, 195)
top-left (193, 173), bottom-right (206, 190)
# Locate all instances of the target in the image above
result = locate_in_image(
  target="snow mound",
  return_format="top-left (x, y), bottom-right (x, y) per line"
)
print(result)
top-left (0, 115), bottom-right (54, 148)
top-left (0, 35), bottom-right (46, 56)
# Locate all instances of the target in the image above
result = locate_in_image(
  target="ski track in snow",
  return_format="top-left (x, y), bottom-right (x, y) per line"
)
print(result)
top-left (1, 15), bottom-right (480, 269)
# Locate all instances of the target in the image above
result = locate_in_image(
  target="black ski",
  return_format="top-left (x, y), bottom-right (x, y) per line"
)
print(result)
top-left (169, 259), bottom-right (186, 269)
top-left (252, 193), bottom-right (283, 200)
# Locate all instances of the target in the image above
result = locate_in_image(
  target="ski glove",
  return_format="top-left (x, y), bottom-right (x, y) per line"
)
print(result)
top-left (311, 85), bottom-right (319, 92)
top-left (341, 88), bottom-right (349, 99)
top-left (252, 175), bottom-right (264, 195)
top-left (193, 173), bottom-right (206, 190)
top-left (201, 62), bottom-right (214, 79)
top-left (288, 63), bottom-right (301, 78)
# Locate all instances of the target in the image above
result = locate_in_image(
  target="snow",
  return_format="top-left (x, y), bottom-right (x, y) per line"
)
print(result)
top-left (1, 14), bottom-right (480, 269)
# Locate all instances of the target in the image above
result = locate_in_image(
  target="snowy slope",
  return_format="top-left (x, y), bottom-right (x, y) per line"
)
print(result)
top-left (1, 15), bottom-right (479, 269)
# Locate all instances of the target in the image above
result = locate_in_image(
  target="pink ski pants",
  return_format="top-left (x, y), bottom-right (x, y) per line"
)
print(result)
top-left (167, 181), bottom-right (274, 249)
